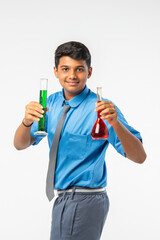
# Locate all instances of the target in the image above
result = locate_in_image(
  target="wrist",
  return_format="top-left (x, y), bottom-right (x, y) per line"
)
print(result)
top-left (112, 119), bottom-right (120, 130)
top-left (22, 118), bottom-right (33, 127)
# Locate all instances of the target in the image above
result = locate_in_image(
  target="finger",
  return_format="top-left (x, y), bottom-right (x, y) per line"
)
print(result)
top-left (95, 101), bottom-right (111, 107)
top-left (26, 109), bottom-right (44, 118)
top-left (29, 101), bottom-right (43, 108)
top-left (101, 112), bottom-right (117, 120)
top-left (26, 114), bottom-right (41, 122)
top-left (95, 103), bottom-right (114, 112)
top-left (28, 102), bottom-right (44, 111)
top-left (26, 105), bottom-right (44, 114)
top-left (100, 108), bottom-right (116, 116)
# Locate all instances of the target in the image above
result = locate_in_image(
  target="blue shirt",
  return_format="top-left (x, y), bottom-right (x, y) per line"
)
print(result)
top-left (31, 85), bottom-right (142, 190)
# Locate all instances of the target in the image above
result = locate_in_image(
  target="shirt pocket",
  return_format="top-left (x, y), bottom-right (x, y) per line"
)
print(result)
top-left (62, 132), bottom-right (88, 161)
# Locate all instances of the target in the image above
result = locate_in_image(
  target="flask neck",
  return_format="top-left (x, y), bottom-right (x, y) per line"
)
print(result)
top-left (97, 87), bottom-right (102, 101)
top-left (96, 87), bottom-right (102, 119)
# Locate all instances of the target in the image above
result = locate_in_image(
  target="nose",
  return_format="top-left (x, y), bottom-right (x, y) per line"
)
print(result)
top-left (69, 70), bottom-right (77, 80)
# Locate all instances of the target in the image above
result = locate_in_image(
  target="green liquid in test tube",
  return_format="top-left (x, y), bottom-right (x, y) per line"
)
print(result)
top-left (34, 78), bottom-right (48, 136)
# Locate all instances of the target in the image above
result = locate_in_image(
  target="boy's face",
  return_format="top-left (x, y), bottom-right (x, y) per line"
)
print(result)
top-left (54, 56), bottom-right (92, 100)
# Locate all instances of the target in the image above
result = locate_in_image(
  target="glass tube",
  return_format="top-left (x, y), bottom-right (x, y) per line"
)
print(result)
top-left (34, 78), bottom-right (48, 135)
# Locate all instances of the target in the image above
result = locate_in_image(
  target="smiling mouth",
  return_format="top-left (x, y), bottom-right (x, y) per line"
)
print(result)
top-left (66, 81), bottom-right (79, 85)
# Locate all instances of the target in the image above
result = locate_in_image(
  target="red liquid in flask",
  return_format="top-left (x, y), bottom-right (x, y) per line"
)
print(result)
top-left (91, 102), bottom-right (109, 140)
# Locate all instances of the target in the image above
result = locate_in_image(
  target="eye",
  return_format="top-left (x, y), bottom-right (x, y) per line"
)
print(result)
top-left (76, 68), bottom-right (84, 72)
top-left (62, 68), bottom-right (69, 72)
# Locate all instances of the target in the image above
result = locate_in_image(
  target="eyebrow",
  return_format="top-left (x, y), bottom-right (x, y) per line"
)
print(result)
top-left (60, 65), bottom-right (85, 68)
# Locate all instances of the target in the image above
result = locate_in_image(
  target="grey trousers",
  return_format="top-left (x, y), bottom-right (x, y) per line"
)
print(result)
top-left (50, 187), bottom-right (109, 240)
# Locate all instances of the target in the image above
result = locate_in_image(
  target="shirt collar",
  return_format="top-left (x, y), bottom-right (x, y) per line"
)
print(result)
top-left (61, 85), bottom-right (89, 108)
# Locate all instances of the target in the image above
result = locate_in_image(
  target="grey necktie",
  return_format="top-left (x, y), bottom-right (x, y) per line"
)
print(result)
top-left (46, 103), bottom-right (71, 201)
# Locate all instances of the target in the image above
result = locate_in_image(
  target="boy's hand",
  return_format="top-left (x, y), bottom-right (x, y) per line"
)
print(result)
top-left (95, 101), bottom-right (118, 127)
top-left (23, 101), bottom-right (49, 126)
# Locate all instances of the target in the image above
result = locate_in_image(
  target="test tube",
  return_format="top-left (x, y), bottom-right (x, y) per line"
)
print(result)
top-left (34, 78), bottom-right (48, 135)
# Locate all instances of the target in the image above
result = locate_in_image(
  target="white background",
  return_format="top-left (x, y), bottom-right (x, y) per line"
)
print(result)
top-left (0, 0), bottom-right (160, 239)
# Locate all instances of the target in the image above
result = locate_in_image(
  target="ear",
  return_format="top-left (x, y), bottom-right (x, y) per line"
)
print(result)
top-left (88, 67), bottom-right (92, 79)
top-left (54, 66), bottom-right (58, 78)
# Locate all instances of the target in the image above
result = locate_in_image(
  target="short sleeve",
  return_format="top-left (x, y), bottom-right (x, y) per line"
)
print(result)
top-left (106, 104), bottom-right (142, 157)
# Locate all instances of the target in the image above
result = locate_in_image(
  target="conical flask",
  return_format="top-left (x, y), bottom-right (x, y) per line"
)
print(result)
top-left (91, 87), bottom-right (109, 140)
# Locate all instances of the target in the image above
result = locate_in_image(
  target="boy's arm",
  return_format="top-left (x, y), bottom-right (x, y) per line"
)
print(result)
top-left (95, 101), bottom-right (147, 164)
top-left (112, 120), bottom-right (146, 163)
top-left (14, 121), bottom-right (35, 150)
top-left (14, 101), bottom-right (45, 150)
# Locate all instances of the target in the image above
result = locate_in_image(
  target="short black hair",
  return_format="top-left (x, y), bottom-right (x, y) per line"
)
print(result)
top-left (55, 41), bottom-right (91, 69)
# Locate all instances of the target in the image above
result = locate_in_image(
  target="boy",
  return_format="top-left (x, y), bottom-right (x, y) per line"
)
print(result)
top-left (14, 41), bottom-right (146, 240)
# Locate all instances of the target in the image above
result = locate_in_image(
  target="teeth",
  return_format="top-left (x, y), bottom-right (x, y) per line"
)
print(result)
top-left (68, 82), bottom-right (78, 84)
